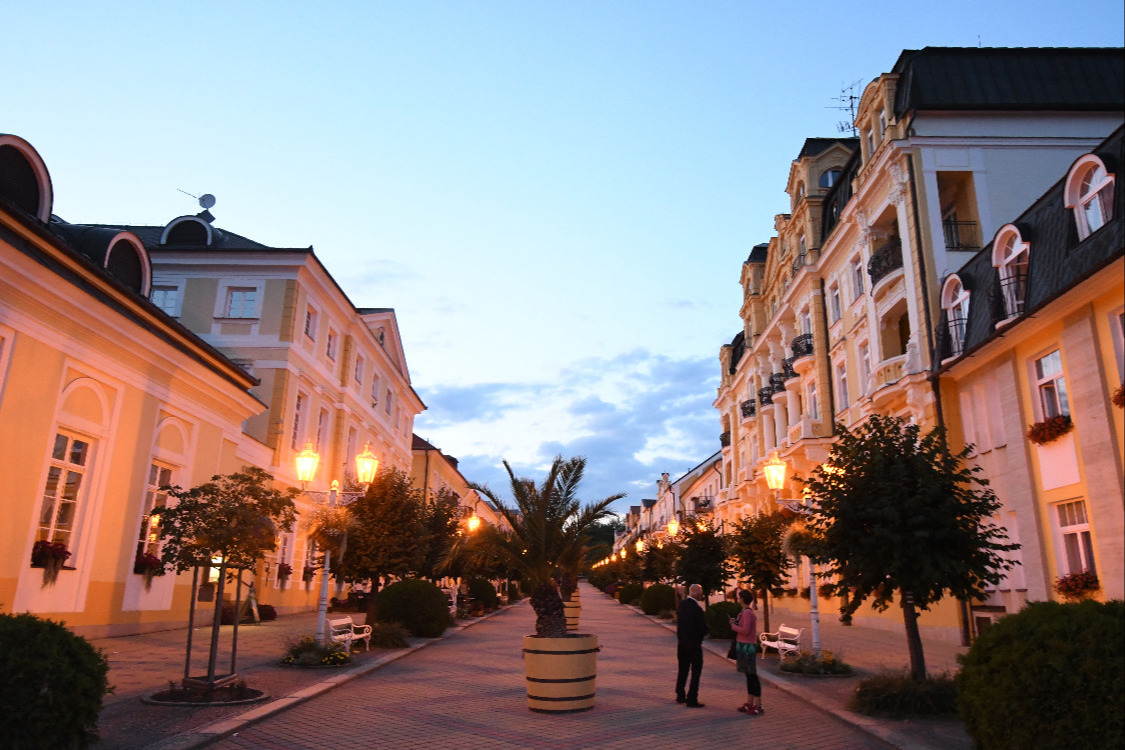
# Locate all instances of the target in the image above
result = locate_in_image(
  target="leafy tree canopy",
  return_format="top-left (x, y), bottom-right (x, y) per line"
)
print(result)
top-left (727, 510), bottom-right (793, 595)
top-left (673, 517), bottom-right (731, 604)
top-left (338, 467), bottom-right (426, 590)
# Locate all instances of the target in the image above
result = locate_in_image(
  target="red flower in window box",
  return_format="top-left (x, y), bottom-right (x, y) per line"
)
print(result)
top-left (1026, 414), bottom-right (1073, 445)
top-left (1054, 570), bottom-right (1100, 601)
top-left (30, 539), bottom-right (71, 587)
top-left (1113, 385), bottom-right (1124, 409)
top-left (302, 565), bottom-right (318, 582)
top-left (277, 562), bottom-right (293, 581)
top-left (133, 551), bottom-right (165, 575)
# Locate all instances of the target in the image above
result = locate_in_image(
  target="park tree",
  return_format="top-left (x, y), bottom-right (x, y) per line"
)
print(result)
top-left (641, 540), bottom-right (679, 584)
top-left (584, 518), bottom-right (624, 567)
top-left (338, 467), bottom-right (427, 625)
top-left (673, 517), bottom-right (731, 608)
top-left (801, 414), bottom-right (1018, 682)
top-left (418, 485), bottom-right (463, 581)
top-left (727, 510), bottom-right (794, 634)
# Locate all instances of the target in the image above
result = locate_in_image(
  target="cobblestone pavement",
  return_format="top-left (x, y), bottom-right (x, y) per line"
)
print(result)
top-left (208, 586), bottom-right (888, 750)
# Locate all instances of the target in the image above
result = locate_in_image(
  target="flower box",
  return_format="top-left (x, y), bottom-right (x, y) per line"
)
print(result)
top-left (1054, 570), bottom-right (1099, 601)
top-left (1027, 414), bottom-right (1073, 445)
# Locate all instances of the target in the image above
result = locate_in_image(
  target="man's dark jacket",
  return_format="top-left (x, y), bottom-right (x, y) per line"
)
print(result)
top-left (676, 597), bottom-right (707, 646)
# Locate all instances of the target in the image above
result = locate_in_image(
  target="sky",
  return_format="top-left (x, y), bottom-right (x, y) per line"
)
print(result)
top-left (5, 1), bottom-right (1123, 515)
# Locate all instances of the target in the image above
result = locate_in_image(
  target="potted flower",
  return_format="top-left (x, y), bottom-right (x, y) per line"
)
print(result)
top-left (133, 550), bottom-right (165, 590)
top-left (457, 455), bottom-right (621, 713)
top-left (302, 565), bottom-right (318, 585)
top-left (1113, 385), bottom-right (1124, 409)
top-left (31, 539), bottom-right (71, 587)
top-left (1054, 570), bottom-right (1100, 601)
top-left (1027, 414), bottom-right (1073, 445)
top-left (277, 562), bottom-right (292, 586)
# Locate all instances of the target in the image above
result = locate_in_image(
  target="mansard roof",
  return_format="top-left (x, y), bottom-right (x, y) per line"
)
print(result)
top-left (892, 47), bottom-right (1125, 116)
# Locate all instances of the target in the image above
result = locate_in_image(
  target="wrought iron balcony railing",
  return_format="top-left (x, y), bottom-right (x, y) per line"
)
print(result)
top-left (720, 431), bottom-right (731, 448)
top-left (867, 238), bottom-right (903, 287)
top-left (791, 252), bottom-right (806, 275)
top-left (741, 399), bottom-right (757, 418)
top-left (943, 220), bottom-right (981, 252)
top-left (782, 357), bottom-right (798, 380)
top-left (791, 332), bottom-right (815, 358)
top-left (769, 373), bottom-right (787, 393)
top-left (758, 387), bottom-right (775, 406)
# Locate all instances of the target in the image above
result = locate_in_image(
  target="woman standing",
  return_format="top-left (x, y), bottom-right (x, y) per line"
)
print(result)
top-left (729, 588), bottom-right (763, 715)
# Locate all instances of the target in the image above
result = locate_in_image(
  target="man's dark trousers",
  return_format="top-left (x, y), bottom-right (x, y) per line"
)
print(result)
top-left (675, 595), bottom-right (707, 704)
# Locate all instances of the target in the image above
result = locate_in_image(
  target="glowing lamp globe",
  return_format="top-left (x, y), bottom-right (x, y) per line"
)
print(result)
top-left (667, 518), bottom-right (679, 537)
top-left (295, 443), bottom-right (320, 485)
top-left (354, 443), bottom-right (379, 485)
top-left (763, 450), bottom-right (788, 491)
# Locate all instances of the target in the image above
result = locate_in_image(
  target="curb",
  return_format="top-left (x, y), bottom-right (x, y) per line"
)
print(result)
top-left (616, 599), bottom-right (937, 750)
top-left (143, 603), bottom-right (523, 750)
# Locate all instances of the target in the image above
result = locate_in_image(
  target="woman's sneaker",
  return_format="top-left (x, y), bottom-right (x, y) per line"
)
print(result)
top-left (751, 705), bottom-right (764, 715)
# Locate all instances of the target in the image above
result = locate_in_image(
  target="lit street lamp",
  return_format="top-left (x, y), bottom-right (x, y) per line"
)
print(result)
top-left (295, 442), bottom-right (379, 644)
top-left (764, 450), bottom-right (821, 657)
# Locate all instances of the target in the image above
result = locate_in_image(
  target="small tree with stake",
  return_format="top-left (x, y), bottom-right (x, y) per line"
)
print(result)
top-left (727, 510), bottom-right (793, 635)
top-left (801, 415), bottom-right (1018, 682)
top-left (673, 517), bottom-right (731, 609)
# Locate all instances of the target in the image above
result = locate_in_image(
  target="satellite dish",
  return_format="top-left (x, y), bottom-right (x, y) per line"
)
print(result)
top-left (199, 194), bottom-right (216, 210)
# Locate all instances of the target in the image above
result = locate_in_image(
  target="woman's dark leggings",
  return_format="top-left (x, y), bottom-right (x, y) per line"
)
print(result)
top-left (745, 673), bottom-right (761, 696)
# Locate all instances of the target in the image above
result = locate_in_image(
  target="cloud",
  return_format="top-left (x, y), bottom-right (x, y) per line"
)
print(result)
top-left (413, 349), bottom-right (720, 515)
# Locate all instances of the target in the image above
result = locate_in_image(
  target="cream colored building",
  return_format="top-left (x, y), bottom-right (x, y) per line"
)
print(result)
top-left (714, 47), bottom-right (1123, 643)
top-left (412, 434), bottom-right (502, 529)
top-left (0, 134), bottom-right (268, 637)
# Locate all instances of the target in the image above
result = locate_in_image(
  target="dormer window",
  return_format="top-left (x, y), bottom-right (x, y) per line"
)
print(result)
top-left (819, 169), bottom-right (842, 189)
top-left (992, 225), bottom-right (1029, 320)
top-left (104, 235), bottom-right (151, 295)
top-left (1065, 155), bottom-right (1115, 240)
top-left (942, 275), bottom-right (970, 358)
top-left (0, 135), bottom-right (53, 222)
top-left (161, 216), bottom-right (213, 246)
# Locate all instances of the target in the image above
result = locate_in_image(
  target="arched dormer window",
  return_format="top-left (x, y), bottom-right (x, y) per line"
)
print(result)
top-left (160, 216), bottom-right (213, 246)
top-left (1065, 154), bottom-right (1115, 240)
top-left (105, 232), bottom-right (151, 296)
top-left (0, 134), bottom-right (54, 222)
top-left (991, 224), bottom-right (1028, 320)
top-left (941, 275), bottom-right (970, 358)
top-left (819, 168), bottom-right (842, 189)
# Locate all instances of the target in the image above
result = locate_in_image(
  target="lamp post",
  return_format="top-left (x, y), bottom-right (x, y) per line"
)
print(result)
top-left (763, 450), bottom-right (821, 657)
top-left (295, 442), bottom-right (379, 645)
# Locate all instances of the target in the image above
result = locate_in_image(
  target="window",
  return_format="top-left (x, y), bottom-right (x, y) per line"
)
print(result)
top-left (275, 532), bottom-right (292, 586)
top-left (37, 433), bottom-right (90, 552)
top-left (992, 226), bottom-right (1029, 319)
top-left (326, 330), bottom-right (337, 361)
top-left (385, 390), bottom-right (393, 415)
top-left (370, 375), bottom-right (380, 406)
top-left (1065, 155), bottom-right (1115, 240)
top-left (850, 257), bottom-right (865, 301)
top-left (225, 287), bottom-right (257, 318)
top-left (315, 408), bottom-right (329, 451)
top-left (942, 276), bottom-right (970, 358)
top-left (151, 285), bottom-right (179, 316)
top-left (806, 380), bottom-right (818, 420)
top-left (1034, 350), bottom-right (1069, 418)
top-left (828, 283), bottom-right (842, 323)
top-left (303, 307), bottom-right (318, 340)
top-left (834, 359), bottom-right (848, 410)
top-left (291, 393), bottom-right (306, 450)
top-left (878, 111), bottom-right (887, 135)
top-left (864, 130), bottom-right (875, 160)
top-left (857, 341), bottom-right (871, 395)
top-left (819, 169), bottom-right (842, 189)
top-left (354, 356), bottom-right (365, 385)
top-left (1112, 309), bottom-right (1125, 382)
top-left (1054, 500), bottom-right (1096, 577)
top-left (800, 310), bottom-right (812, 336)
top-left (136, 463), bottom-right (172, 559)
top-left (303, 538), bottom-right (319, 581)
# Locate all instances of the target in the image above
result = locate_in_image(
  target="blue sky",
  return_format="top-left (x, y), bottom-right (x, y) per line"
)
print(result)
top-left (6, 1), bottom-right (1123, 514)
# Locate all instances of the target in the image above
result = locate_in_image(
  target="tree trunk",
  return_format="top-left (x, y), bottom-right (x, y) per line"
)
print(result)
top-left (761, 590), bottom-right (771, 635)
top-left (900, 591), bottom-right (927, 682)
top-left (364, 577), bottom-right (381, 627)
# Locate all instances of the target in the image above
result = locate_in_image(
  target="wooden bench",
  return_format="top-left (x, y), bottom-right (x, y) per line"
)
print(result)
top-left (328, 616), bottom-right (372, 651)
top-left (758, 624), bottom-right (803, 659)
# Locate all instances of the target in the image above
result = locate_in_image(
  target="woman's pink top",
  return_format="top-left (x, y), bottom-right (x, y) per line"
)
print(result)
top-left (731, 606), bottom-right (757, 644)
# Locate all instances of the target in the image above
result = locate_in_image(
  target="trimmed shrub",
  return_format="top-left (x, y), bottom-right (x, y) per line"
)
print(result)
top-left (705, 601), bottom-right (741, 638)
top-left (257, 604), bottom-right (277, 621)
top-left (640, 583), bottom-right (676, 615)
top-left (617, 582), bottom-right (644, 606)
top-left (281, 635), bottom-right (352, 666)
top-left (368, 622), bottom-right (410, 649)
top-left (779, 649), bottom-right (854, 676)
top-left (849, 670), bottom-right (957, 717)
top-left (466, 577), bottom-right (499, 610)
top-left (375, 578), bottom-right (454, 638)
top-left (0, 612), bottom-right (111, 750)
top-left (956, 600), bottom-right (1124, 749)
top-left (506, 583), bottom-right (522, 603)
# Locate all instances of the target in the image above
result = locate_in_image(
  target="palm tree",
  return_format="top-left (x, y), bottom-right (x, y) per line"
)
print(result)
top-left (454, 455), bottom-right (622, 636)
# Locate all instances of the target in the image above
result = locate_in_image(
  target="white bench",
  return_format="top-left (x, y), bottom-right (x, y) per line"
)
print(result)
top-left (328, 616), bottom-right (372, 651)
top-left (758, 624), bottom-right (803, 659)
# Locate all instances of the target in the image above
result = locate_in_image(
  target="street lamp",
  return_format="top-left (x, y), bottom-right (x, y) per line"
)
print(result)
top-left (635, 539), bottom-right (645, 554)
top-left (666, 517), bottom-right (679, 537)
top-left (764, 449), bottom-right (822, 657)
top-left (295, 442), bottom-right (379, 644)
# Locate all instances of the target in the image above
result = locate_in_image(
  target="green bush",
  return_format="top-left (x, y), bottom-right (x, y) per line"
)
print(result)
top-left (368, 622), bottom-right (410, 649)
top-left (705, 601), bottom-right (741, 638)
top-left (506, 583), bottom-right (522, 602)
top-left (0, 612), bottom-right (111, 750)
top-left (779, 650), bottom-right (854, 676)
top-left (849, 670), bottom-right (957, 718)
top-left (617, 582), bottom-right (644, 606)
top-left (466, 577), bottom-right (498, 609)
top-left (956, 600), bottom-right (1124, 749)
top-left (281, 635), bottom-right (352, 666)
top-left (375, 578), bottom-right (454, 638)
top-left (640, 583), bottom-right (676, 615)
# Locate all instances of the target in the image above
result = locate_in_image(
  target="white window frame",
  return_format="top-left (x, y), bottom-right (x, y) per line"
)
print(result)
top-left (36, 432), bottom-right (93, 554)
top-left (1033, 349), bottom-right (1070, 419)
top-left (354, 355), bottom-right (365, 385)
top-left (992, 225), bottom-right (1029, 321)
top-left (1065, 154), bottom-right (1115, 240)
top-left (370, 375), bottom-right (380, 406)
top-left (136, 463), bottom-right (173, 560)
top-left (1111, 308), bottom-right (1125, 383)
top-left (857, 340), bottom-right (871, 396)
top-left (315, 407), bottom-right (329, 452)
top-left (805, 380), bottom-right (818, 420)
top-left (384, 390), bottom-right (393, 416)
top-left (1052, 499), bottom-right (1097, 577)
top-left (291, 392), bottom-right (307, 450)
top-left (326, 329), bottom-right (338, 361)
top-left (834, 358), bottom-right (848, 411)
top-left (942, 275), bottom-right (970, 358)
top-left (304, 306), bottom-right (319, 341)
top-left (150, 285), bottom-right (180, 317)
top-left (224, 287), bottom-right (259, 319)
top-left (274, 531), bottom-right (293, 588)
top-left (850, 256), bottom-right (865, 302)
top-left (828, 282), bottom-right (842, 323)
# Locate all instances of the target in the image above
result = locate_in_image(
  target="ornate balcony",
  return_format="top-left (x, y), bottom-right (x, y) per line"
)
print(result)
top-left (769, 373), bottom-right (787, 393)
top-left (867, 238), bottom-right (903, 287)
top-left (943, 220), bottom-right (981, 252)
top-left (791, 332), bottom-right (815, 359)
top-left (741, 399), bottom-right (757, 418)
top-left (791, 252), bottom-right (806, 275)
top-left (782, 357), bottom-right (798, 381)
top-left (758, 387), bottom-right (775, 406)
top-left (987, 266), bottom-right (1028, 323)
top-left (720, 431), bottom-right (731, 448)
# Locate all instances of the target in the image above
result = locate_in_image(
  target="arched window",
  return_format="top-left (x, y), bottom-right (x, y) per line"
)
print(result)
top-left (1065, 155), bottom-right (1115, 240)
top-left (942, 275), bottom-right (970, 358)
top-left (819, 168), bottom-right (842, 189)
top-left (991, 225), bottom-right (1028, 320)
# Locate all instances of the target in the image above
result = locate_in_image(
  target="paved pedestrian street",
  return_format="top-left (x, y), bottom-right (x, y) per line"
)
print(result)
top-left (213, 585), bottom-right (887, 750)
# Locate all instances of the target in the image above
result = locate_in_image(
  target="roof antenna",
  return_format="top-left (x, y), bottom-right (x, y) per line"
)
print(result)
top-left (828, 80), bottom-right (862, 137)
top-left (177, 189), bottom-right (217, 221)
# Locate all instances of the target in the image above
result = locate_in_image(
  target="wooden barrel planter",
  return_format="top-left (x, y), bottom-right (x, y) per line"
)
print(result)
top-left (523, 634), bottom-right (598, 713)
top-left (564, 600), bottom-right (580, 631)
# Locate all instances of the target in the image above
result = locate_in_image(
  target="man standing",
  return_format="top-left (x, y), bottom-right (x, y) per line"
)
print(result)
top-left (675, 583), bottom-right (707, 707)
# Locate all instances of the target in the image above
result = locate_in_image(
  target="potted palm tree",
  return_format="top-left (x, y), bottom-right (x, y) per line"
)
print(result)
top-left (457, 455), bottom-right (621, 713)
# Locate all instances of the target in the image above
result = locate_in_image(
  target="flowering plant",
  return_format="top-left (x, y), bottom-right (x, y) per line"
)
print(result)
top-left (277, 562), bottom-right (293, 581)
top-left (134, 551), bottom-right (165, 575)
top-left (1113, 385), bottom-right (1124, 409)
top-left (1054, 570), bottom-right (1100, 601)
top-left (302, 565), bottom-right (318, 582)
top-left (1026, 414), bottom-right (1073, 445)
top-left (31, 539), bottom-right (71, 566)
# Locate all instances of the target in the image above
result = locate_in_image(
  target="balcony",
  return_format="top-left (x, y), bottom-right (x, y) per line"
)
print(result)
top-left (987, 266), bottom-right (1028, 324)
top-left (758, 387), bottom-right (775, 406)
top-left (741, 399), bottom-right (757, 418)
top-left (769, 373), bottom-right (787, 393)
top-left (791, 332), bottom-right (815, 359)
top-left (873, 354), bottom-right (907, 390)
top-left (791, 252), bottom-right (806, 275)
top-left (867, 238), bottom-right (903, 287)
top-left (943, 220), bottom-right (981, 252)
top-left (782, 357), bottom-right (798, 381)
top-left (720, 431), bottom-right (731, 448)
